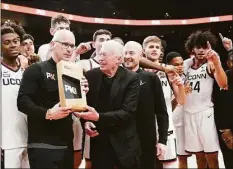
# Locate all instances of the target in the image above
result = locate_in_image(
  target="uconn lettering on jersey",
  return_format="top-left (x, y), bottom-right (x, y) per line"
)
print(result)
top-left (187, 73), bottom-right (207, 80)
top-left (2, 78), bottom-right (21, 85)
top-left (161, 80), bottom-right (168, 87)
top-left (157, 72), bottom-right (168, 87)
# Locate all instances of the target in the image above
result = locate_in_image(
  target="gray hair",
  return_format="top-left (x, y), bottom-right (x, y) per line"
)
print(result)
top-left (101, 40), bottom-right (124, 59)
top-left (52, 29), bottom-right (75, 43)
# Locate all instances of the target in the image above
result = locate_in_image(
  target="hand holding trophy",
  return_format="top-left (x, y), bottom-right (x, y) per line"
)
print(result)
top-left (57, 60), bottom-right (87, 112)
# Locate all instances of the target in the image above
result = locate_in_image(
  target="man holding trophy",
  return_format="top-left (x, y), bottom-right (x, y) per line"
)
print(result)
top-left (76, 40), bottom-right (141, 169)
top-left (17, 30), bottom-right (88, 169)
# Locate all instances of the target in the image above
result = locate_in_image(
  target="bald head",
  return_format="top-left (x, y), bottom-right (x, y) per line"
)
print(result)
top-left (52, 29), bottom-right (75, 44)
top-left (124, 41), bottom-right (142, 54)
top-left (123, 41), bottom-right (142, 72)
top-left (101, 40), bottom-right (124, 58)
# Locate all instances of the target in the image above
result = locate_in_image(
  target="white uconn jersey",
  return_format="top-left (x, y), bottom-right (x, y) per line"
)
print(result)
top-left (156, 71), bottom-right (174, 132)
top-left (184, 62), bottom-right (214, 113)
top-left (89, 58), bottom-right (100, 70)
top-left (38, 44), bottom-right (50, 61)
top-left (1, 65), bottom-right (28, 149)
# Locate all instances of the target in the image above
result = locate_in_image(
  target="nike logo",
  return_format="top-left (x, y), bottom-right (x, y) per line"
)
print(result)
top-left (140, 80), bottom-right (146, 86)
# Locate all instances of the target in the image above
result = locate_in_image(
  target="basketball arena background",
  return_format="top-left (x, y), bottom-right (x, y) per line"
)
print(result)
top-left (1, 0), bottom-right (233, 168)
top-left (1, 0), bottom-right (233, 65)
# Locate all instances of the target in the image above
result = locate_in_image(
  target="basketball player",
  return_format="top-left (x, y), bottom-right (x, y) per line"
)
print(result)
top-left (214, 53), bottom-right (233, 169)
top-left (139, 38), bottom-right (175, 74)
top-left (159, 40), bottom-right (167, 63)
top-left (1, 26), bottom-right (29, 168)
top-left (219, 33), bottom-right (233, 69)
top-left (19, 34), bottom-right (41, 70)
top-left (38, 14), bottom-right (91, 63)
top-left (3, 20), bottom-right (26, 41)
top-left (88, 36), bottom-right (123, 60)
top-left (112, 37), bottom-right (124, 45)
top-left (219, 33), bottom-right (232, 52)
top-left (76, 29), bottom-right (112, 169)
top-left (123, 41), bottom-right (169, 169)
top-left (78, 29), bottom-right (112, 72)
top-left (143, 36), bottom-right (186, 168)
top-left (38, 14), bottom-right (70, 61)
top-left (183, 31), bottom-right (228, 168)
top-left (227, 54), bottom-right (233, 69)
top-left (2, 21), bottom-right (29, 68)
top-left (166, 52), bottom-right (194, 169)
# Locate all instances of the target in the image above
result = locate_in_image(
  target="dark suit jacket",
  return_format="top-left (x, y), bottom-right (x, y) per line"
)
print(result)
top-left (85, 66), bottom-right (141, 168)
top-left (136, 69), bottom-right (168, 147)
top-left (214, 70), bottom-right (233, 130)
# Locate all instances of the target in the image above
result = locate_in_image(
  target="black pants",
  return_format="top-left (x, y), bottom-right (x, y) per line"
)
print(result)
top-left (91, 137), bottom-right (139, 169)
top-left (140, 147), bottom-right (155, 169)
top-left (28, 146), bottom-right (73, 169)
top-left (218, 131), bottom-right (233, 169)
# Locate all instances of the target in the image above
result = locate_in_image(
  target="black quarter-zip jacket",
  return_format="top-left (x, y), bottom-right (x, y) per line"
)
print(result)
top-left (17, 58), bottom-right (73, 146)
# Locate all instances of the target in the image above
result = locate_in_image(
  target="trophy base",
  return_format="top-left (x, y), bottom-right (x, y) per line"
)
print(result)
top-left (72, 106), bottom-right (87, 112)
top-left (57, 60), bottom-right (87, 112)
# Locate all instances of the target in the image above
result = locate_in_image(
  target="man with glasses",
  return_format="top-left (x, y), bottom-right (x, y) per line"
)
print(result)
top-left (38, 14), bottom-right (86, 168)
top-left (17, 30), bottom-right (88, 169)
top-left (38, 14), bottom-right (70, 61)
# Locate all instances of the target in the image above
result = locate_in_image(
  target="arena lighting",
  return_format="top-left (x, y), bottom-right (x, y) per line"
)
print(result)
top-left (1, 3), bottom-right (233, 26)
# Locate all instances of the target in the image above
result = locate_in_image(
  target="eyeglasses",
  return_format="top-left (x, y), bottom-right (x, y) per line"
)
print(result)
top-left (55, 41), bottom-right (75, 50)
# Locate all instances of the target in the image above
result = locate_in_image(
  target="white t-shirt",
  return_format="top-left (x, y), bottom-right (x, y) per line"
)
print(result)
top-left (1, 64), bottom-right (28, 149)
top-left (38, 44), bottom-right (50, 61)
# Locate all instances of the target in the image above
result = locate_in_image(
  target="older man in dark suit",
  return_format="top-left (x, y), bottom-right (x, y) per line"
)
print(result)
top-left (76, 40), bottom-right (141, 169)
top-left (214, 50), bottom-right (233, 169)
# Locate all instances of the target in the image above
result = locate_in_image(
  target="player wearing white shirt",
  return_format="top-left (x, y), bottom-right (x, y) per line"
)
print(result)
top-left (166, 52), bottom-right (194, 169)
top-left (1, 26), bottom-right (29, 168)
top-left (38, 15), bottom-right (70, 61)
top-left (38, 44), bottom-right (50, 61)
top-left (183, 31), bottom-right (228, 169)
top-left (142, 36), bottom-right (186, 168)
top-left (156, 71), bottom-right (178, 162)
